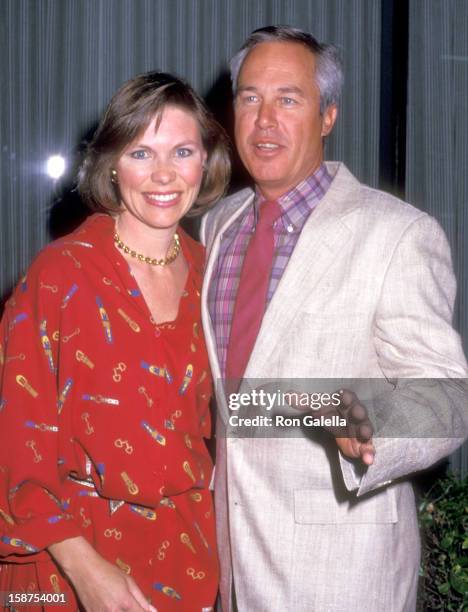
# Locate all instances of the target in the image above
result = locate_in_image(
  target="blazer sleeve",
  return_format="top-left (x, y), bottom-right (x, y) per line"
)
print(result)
top-left (340, 214), bottom-right (468, 495)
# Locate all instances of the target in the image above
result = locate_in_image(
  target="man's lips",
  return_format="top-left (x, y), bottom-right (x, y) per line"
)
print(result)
top-left (255, 142), bottom-right (280, 149)
top-left (251, 141), bottom-right (284, 157)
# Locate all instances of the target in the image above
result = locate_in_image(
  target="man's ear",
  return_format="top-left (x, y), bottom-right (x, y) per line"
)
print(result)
top-left (321, 104), bottom-right (338, 137)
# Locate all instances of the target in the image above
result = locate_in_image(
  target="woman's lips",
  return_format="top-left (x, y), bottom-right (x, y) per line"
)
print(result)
top-left (143, 192), bottom-right (181, 207)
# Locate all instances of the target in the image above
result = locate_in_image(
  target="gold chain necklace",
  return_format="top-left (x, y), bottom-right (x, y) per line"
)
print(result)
top-left (113, 231), bottom-right (180, 266)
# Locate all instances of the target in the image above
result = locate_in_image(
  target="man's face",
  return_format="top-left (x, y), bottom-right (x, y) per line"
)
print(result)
top-left (234, 41), bottom-right (337, 200)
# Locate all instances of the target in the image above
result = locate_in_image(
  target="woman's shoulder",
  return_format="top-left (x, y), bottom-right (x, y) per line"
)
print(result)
top-left (2, 214), bottom-right (115, 319)
top-left (49, 214), bottom-right (112, 251)
top-left (178, 227), bottom-right (205, 268)
top-left (20, 215), bottom-right (111, 286)
top-left (35, 214), bottom-right (110, 261)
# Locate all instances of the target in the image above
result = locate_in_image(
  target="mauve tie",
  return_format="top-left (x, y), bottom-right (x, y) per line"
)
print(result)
top-left (225, 200), bottom-right (282, 387)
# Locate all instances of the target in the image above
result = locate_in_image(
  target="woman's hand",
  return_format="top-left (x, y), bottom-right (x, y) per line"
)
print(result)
top-left (49, 536), bottom-right (156, 611)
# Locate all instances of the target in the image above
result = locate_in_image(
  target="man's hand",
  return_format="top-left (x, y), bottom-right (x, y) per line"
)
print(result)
top-left (334, 389), bottom-right (375, 466)
top-left (289, 388), bottom-right (375, 466)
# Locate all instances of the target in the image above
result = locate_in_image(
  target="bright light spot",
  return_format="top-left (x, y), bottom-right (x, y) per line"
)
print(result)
top-left (46, 155), bottom-right (66, 179)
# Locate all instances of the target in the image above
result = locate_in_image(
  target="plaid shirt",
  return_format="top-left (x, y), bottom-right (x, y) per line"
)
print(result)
top-left (208, 164), bottom-right (333, 377)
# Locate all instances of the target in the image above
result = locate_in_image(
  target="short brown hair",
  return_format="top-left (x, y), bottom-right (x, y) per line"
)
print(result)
top-left (79, 71), bottom-right (230, 215)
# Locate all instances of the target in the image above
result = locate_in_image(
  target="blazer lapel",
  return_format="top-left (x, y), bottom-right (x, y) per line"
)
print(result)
top-left (244, 163), bottom-right (362, 378)
top-left (201, 191), bottom-right (255, 419)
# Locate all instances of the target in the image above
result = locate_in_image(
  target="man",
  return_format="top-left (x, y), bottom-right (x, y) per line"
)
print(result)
top-left (200, 26), bottom-right (468, 611)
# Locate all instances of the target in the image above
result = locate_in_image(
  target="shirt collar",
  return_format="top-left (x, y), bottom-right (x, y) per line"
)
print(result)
top-left (254, 163), bottom-right (332, 233)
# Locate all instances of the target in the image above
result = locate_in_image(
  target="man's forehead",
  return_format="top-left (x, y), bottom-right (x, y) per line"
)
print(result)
top-left (241, 40), bottom-right (315, 66)
top-left (237, 41), bottom-right (316, 85)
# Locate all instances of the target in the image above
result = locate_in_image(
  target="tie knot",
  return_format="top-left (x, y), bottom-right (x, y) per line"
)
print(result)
top-left (258, 200), bottom-right (281, 227)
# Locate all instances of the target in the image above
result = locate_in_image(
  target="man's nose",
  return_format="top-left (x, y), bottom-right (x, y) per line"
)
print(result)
top-left (255, 101), bottom-right (277, 130)
top-left (150, 159), bottom-right (176, 184)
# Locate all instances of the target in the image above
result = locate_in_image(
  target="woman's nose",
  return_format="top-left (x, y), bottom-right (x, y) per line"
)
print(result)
top-left (150, 159), bottom-right (176, 184)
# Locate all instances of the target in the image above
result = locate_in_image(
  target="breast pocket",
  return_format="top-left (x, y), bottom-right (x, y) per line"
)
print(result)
top-left (284, 312), bottom-right (370, 376)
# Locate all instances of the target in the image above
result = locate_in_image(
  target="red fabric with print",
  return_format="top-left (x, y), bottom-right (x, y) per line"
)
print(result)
top-left (0, 214), bottom-right (218, 611)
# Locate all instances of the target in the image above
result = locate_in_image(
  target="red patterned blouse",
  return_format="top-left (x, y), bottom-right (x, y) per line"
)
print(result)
top-left (0, 214), bottom-right (218, 611)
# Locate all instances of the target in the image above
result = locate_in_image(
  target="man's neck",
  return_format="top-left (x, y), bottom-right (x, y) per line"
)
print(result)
top-left (256, 163), bottom-right (327, 203)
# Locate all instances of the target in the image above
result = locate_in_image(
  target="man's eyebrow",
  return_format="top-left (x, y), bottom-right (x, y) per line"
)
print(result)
top-left (236, 85), bottom-right (258, 94)
top-left (236, 85), bottom-right (305, 96)
top-left (277, 86), bottom-right (305, 96)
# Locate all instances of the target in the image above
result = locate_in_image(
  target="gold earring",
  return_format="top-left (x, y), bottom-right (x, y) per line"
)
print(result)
top-left (111, 169), bottom-right (118, 184)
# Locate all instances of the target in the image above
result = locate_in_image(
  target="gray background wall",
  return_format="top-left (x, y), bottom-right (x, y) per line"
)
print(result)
top-left (1, 0), bottom-right (467, 473)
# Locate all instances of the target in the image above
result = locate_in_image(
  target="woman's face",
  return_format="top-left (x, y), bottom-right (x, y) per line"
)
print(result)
top-left (115, 106), bottom-right (207, 233)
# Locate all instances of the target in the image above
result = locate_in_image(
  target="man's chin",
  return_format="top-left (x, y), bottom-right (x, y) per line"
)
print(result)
top-left (245, 167), bottom-right (287, 188)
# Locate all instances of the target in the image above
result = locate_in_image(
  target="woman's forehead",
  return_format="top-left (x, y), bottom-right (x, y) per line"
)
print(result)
top-left (134, 106), bottom-right (202, 141)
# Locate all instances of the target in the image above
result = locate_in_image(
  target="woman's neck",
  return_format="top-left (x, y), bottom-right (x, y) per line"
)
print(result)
top-left (114, 212), bottom-right (177, 260)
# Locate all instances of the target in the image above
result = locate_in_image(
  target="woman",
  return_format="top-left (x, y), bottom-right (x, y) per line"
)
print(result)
top-left (0, 71), bottom-right (230, 611)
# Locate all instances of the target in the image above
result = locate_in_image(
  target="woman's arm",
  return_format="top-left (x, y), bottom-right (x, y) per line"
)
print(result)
top-left (49, 536), bottom-right (156, 611)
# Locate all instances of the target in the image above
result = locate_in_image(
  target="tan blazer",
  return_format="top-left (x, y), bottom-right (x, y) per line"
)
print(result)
top-left (200, 163), bottom-right (468, 612)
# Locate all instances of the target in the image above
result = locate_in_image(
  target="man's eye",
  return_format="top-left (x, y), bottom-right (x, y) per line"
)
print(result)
top-left (281, 97), bottom-right (296, 106)
top-left (129, 150), bottom-right (149, 160)
top-left (239, 94), bottom-right (258, 104)
top-left (175, 148), bottom-right (193, 158)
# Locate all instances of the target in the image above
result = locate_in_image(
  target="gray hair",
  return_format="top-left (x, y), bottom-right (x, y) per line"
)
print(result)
top-left (230, 25), bottom-right (343, 114)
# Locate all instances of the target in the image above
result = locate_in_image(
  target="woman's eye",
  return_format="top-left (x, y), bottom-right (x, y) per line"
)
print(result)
top-left (129, 150), bottom-right (150, 160)
top-left (175, 148), bottom-right (193, 158)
